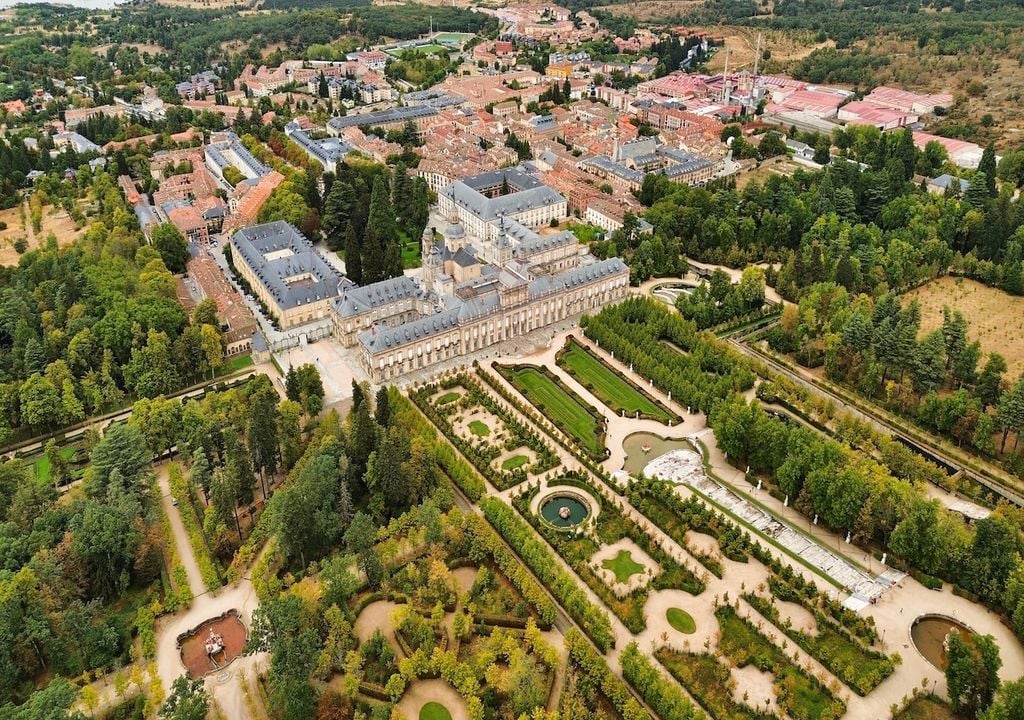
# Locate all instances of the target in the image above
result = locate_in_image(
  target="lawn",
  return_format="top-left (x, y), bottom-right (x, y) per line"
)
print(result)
top-left (499, 364), bottom-right (605, 457)
top-left (436, 392), bottom-right (461, 405)
top-left (218, 353), bottom-right (254, 375)
top-left (501, 454), bottom-right (530, 471)
top-left (401, 234), bottom-right (422, 269)
top-left (558, 339), bottom-right (673, 422)
top-left (469, 420), bottom-right (490, 437)
top-left (32, 446), bottom-right (77, 483)
top-left (391, 43), bottom-right (448, 57)
top-left (601, 549), bottom-right (645, 583)
top-left (420, 702), bottom-right (452, 720)
top-left (666, 607), bottom-right (696, 634)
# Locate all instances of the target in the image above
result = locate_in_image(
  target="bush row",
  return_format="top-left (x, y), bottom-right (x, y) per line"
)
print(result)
top-left (166, 462), bottom-right (223, 591)
top-left (480, 497), bottom-right (615, 651)
top-left (620, 642), bottom-right (705, 720)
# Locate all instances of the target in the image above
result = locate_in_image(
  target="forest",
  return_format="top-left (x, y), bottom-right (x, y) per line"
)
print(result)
top-left (639, 126), bottom-right (1024, 302)
top-left (0, 167), bottom-right (225, 444)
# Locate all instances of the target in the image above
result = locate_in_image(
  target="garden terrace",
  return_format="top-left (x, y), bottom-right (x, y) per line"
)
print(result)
top-left (742, 590), bottom-right (896, 695)
top-left (512, 471), bottom-right (705, 633)
top-left (580, 297), bottom-right (755, 414)
top-left (627, 477), bottom-right (758, 577)
top-left (480, 497), bottom-right (615, 652)
top-left (476, 366), bottom-right (626, 494)
top-left (713, 604), bottom-right (846, 720)
top-left (556, 336), bottom-right (679, 424)
top-left (496, 363), bottom-right (609, 461)
top-left (410, 375), bottom-right (559, 491)
top-left (656, 648), bottom-right (773, 720)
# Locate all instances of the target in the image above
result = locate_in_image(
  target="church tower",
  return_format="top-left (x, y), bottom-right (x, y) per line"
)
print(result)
top-left (422, 225), bottom-right (441, 294)
top-left (495, 216), bottom-right (513, 266)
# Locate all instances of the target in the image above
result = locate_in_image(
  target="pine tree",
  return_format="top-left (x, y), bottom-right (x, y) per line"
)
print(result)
top-left (979, 142), bottom-right (998, 196)
top-left (967, 173), bottom-right (990, 210)
top-left (322, 181), bottom-right (355, 249)
top-left (343, 220), bottom-right (362, 285)
top-left (361, 176), bottom-right (398, 284)
top-left (391, 163), bottom-right (411, 232)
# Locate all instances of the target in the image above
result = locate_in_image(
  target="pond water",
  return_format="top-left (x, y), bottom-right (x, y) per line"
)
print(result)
top-left (540, 493), bottom-right (590, 527)
top-left (622, 432), bottom-right (696, 476)
top-left (911, 615), bottom-right (974, 671)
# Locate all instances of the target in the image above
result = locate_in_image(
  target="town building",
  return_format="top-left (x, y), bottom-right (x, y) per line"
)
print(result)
top-left (437, 167), bottom-right (568, 252)
top-left (230, 221), bottom-right (350, 329)
top-left (285, 122), bottom-right (352, 168)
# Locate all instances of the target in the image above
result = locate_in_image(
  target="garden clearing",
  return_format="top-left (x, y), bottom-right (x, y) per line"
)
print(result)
top-left (558, 339), bottom-right (673, 422)
top-left (420, 702), bottom-right (453, 720)
top-left (0, 202), bottom-right (86, 266)
top-left (501, 454), bottom-right (530, 471)
top-left (903, 276), bottom-right (1024, 378)
top-left (468, 420), bottom-right (490, 437)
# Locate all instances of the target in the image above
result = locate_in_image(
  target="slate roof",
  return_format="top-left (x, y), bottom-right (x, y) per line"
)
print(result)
top-left (332, 275), bottom-right (423, 317)
top-left (327, 105), bottom-right (437, 131)
top-left (440, 174), bottom-right (565, 222)
top-left (231, 221), bottom-right (349, 310)
top-left (357, 257), bottom-right (627, 353)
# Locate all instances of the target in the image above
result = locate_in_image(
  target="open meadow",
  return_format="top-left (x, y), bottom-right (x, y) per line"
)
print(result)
top-left (903, 276), bottom-right (1024, 378)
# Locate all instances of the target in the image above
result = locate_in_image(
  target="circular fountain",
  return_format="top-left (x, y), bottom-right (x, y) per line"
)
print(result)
top-left (539, 491), bottom-right (592, 529)
top-left (911, 615), bottom-right (976, 671)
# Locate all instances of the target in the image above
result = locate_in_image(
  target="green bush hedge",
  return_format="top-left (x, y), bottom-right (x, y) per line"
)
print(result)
top-left (167, 462), bottom-right (223, 591)
top-left (481, 498), bottom-right (614, 651)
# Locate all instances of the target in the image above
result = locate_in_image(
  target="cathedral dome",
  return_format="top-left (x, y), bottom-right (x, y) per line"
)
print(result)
top-left (444, 221), bottom-right (466, 240)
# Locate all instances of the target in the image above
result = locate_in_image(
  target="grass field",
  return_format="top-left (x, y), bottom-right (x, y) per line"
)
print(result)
top-left (32, 446), bottom-right (77, 483)
top-left (893, 696), bottom-right (963, 720)
top-left (500, 365), bottom-right (605, 456)
top-left (666, 607), bottom-right (696, 634)
top-left (400, 231), bottom-right (422, 269)
top-left (436, 392), bottom-right (460, 405)
top-left (501, 454), bottom-right (530, 471)
top-left (558, 339), bottom-right (673, 422)
top-left (469, 420), bottom-right (490, 437)
top-left (903, 276), bottom-right (1024, 378)
top-left (389, 43), bottom-right (448, 57)
top-left (218, 353), bottom-right (254, 376)
top-left (420, 703), bottom-right (452, 720)
top-left (602, 550), bottom-right (645, 583)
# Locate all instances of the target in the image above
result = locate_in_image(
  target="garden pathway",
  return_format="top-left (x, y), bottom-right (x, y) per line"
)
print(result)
top-left (152, 461), bottom-right (269, 720)
top-left (157, 463), bottom-right (207, 599)
top-left (474, 325), bottom-right (1024, 718)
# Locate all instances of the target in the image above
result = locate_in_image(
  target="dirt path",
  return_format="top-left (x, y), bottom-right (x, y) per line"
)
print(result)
top-left (157, 463), bottom-right (207, 599)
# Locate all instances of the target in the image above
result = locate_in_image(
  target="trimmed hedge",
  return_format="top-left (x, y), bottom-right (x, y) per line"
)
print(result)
top-left (481, 497), bottom-right (615, 651)
top-left (743, 592), bottom-right (896, 695)
top-left (564, 629), bottom-right (647, 720)
top-left (620, 642), bottom-right (704, 720)
top-left (166, 462), bottom-right (223, 591)
top-left (465, 514), bottom-right (557, 629)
